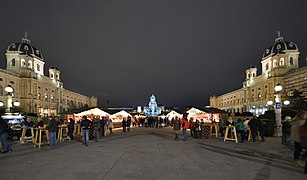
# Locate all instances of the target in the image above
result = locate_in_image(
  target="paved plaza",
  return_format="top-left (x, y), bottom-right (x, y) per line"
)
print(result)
top-left (0, 127), bottom-right (306, 180)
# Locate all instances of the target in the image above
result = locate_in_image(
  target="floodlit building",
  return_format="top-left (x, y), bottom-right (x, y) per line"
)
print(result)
top-left (210, 32), bottom-right (306, 116)
top-left (0, 34), bottom-right (97, 116)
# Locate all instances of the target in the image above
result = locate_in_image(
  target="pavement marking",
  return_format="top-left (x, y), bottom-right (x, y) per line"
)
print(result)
top-left (198, 143), bottom-right (303, 174)
top-left (102, 152), bottom-right (125, 180)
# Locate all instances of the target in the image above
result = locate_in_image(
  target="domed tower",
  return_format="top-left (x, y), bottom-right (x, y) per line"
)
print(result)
top-left (246, 66), bottom-right (257, 80)
top-left (261, 31), bottom-right (299, 76)
top-left (5, 32), bottom-right (45, 76)
top-left (49, 67), bottom-right (60, 81)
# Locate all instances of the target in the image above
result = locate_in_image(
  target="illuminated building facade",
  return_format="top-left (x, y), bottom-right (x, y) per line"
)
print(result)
top-left (0, 34), bottom-right (97, 116)
top-left (210, 33), bottom-right (305, 116)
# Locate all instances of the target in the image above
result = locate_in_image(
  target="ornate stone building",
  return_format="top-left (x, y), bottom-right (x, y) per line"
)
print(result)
top-left (210, 33), bottom-right (306, 116)
top-left (0, 34), bottom-right (97, 116)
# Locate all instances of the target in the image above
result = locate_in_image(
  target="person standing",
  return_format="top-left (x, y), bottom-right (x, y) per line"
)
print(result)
top-left (171, 117), bottom-right (180, 141)
top-left (219, 118), bottom-right (224, 137)
top-left (189, 118), bottom-right (195, 137)
top-left (48, 116), bottom-right (57, 148)
top-left (81, 116), bottom-right (92, 146)
top-left (0, 118), bottom-right (12, 153)
top-left (256, 119), bottom-right (265, 142)
top-left (127, 117), bottom-right (131, 132)
top-left (93, 119), bottom-right (100, 142)
top-left (248, 117), bottom-right (259, 142)
top-left (282, 117), bottom-right (291, 145)
top-left (37, 118), bottom-right (44, 128)
top-left (290, 111), bottom-right (307, 167)
top-left (181, 116), bottom-right (189, 141)
top-left (235, 119), bottom-right (245, 143)
top-left (100, 116), bottom-right (107, 137)
top-left (122, 118), bottom-right (127, 132)
top-left (108, 118), bottom-right (113, 135)
top-left (67, 118), bottom-right (74, 140)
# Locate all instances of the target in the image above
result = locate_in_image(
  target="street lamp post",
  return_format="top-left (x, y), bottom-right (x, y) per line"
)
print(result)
top-left (5, 86), bottom-right (13, 113)
top-left (274, 84), bottom-right (283, 137)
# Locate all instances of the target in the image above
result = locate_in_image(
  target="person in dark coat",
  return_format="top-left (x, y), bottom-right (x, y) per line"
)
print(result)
top-left (171, 117), bottom-right (180, 141)
top-left (256, 119), bottom-right (265, 142)
top-left (47, 116), bottom-right (58, 147)
top-left (37, 118), bottom-right (44, 128)
top-left (127, 117), bottom-right (131, 132)
top-left (81, 116), bottom-right (92, 146)
top-left (248, 117), bottom-right (259, 142)
top-left (0, 118), bottom-right (12, 153)
top-left (122, 118), bottom-right (127, 132)
top-left (100, 116), bottom-right (107, 137)
top-left (67, 118), bottom-right (75, 140)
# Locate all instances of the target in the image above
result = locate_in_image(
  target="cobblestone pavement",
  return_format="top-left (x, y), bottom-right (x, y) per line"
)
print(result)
top-left (0, 127), bottom-right (306, 180)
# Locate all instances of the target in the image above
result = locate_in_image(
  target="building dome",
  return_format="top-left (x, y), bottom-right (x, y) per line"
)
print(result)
top-left (6, 34), bottom-right (43, 60)
top-left (262, 32), bottom-right (298, 59)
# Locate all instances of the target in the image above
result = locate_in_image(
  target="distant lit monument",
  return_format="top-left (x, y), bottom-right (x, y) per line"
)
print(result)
top-left (144, 94), bottom-right (162, 117)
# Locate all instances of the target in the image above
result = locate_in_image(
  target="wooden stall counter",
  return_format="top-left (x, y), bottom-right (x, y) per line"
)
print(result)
top-left (33, 127), bottom-right (50, 149)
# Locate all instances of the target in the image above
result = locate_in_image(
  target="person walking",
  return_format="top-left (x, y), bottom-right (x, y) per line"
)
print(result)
top-left (67, 118), bottom-right (75, 140)
top-left (81, 116), bottom-right (92, 146)
top-left (127, 117), bottom-right (131, 132)
top-left (108, 118), bottom-right (113, 135)
top-left (0, 118), bottom-right (12, 153)
top-left (256, 119), bottom-right (265, 142)
top-left (290, 111), bottom-right (307, 167)
top-left (171, 117), bottom-right (180, 141)
top-left (47, 116), bottom-right (57, 148)
top-left (181, 115), bottom-right (189, 141)
top-left (235, 119), bottom-right (245, 143)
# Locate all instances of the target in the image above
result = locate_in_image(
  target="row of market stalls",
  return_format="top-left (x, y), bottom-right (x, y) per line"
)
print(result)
top-left (60, 107), bottom-right (227, 124)
top-left (60, 108), bottom-right (133, 122)
top-left (162, 107), bottom-right (226, 123)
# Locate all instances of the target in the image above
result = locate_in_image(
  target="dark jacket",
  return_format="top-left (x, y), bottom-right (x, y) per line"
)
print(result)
top-left (37, 121), bottom-right (44, 127)
top-left (248, 118), bottom-right (259, 132)
top-left (0, 119), bottom-right (9, 135)
top-left (68, 121), bottom-right (75, 130)
top-left (48, 119), bottom-right (58, 132)
top-left (171, 119), bottom-right (181, 131)
top-left (81, 119), bottom-right (92, 130)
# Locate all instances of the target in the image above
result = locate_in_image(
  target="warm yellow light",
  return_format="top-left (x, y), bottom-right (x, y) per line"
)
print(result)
top-left (0, 102), bottom-right (4, 107)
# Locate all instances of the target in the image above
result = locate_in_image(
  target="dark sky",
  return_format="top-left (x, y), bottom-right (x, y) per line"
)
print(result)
top-left (0, 0), bottom-right (307, 107)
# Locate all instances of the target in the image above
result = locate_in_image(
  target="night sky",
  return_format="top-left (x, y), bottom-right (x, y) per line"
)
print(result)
top-left (0, 1), bottom-right (307, 107)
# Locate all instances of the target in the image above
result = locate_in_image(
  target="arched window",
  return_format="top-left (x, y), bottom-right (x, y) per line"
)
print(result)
top-left (37, 64), bottom-right (40, 72)
top-left (273, 59), bottom-right (278, 67)
top-left (247, 73), bottom-right (251, 79)
top-left (280, 58), bottom-right (284, 66)
top-left (11, 59), bottom-right (16, 66)
top-left (290, 57), bottom-right (294, 65)
top-left (28, 60), bottom-right (32, 68)
top-left (252, 73), bottom-right (255, 77)
top-left (265, 63), bottom-right (269, 71)
top-left (21, 59), bottom-right (25, 67)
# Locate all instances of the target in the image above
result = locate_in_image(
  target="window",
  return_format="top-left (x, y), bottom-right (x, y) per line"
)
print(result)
top-left (273, 59), bottom-right (278, 67)
top-left (280, 58), bottom-right (284, 66)
top-left (56, 73), bottom-right (59, 79)
top-left (248, 73), bottom-right (251, 79)
top-left (11, 59), bottom-right (16, 66)
top-left (265, 63), bottom-right (269, 71)
top-left (37, 64), bottom-right (40, 72)
top-left (10, 81), bottom-right (14, 84)
top-left (50, 72), bottom-right (54, 79)
top-left (21, 59), bottom-right (25, 66)
top-left (252, 73), bottom-right (255, 77)
top-left (28, 60), bottom-right (32, 68)
top-left (290, 57), bottom-right (294, 65)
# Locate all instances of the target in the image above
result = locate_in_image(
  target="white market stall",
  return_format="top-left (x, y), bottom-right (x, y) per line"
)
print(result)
top-left (187, 107), bottom-right (214, 123)
top-left (110, 110), bottom-right (132, 122)
top-left (73, 108), bottom-right (110, 121)
top-left (164, 110), bottom-right (183, 120)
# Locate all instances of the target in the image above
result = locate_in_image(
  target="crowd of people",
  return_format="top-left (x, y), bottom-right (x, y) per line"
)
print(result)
top-left (0, 111), bottom-right (306, 174)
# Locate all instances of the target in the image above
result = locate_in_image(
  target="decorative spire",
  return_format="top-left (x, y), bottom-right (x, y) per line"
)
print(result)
top-left (22, 31), bottom-right (31, 44)
top-left (275, 30), bottom-right (283, 43)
